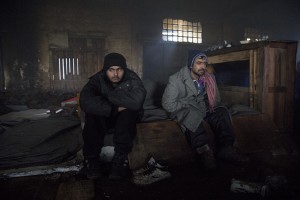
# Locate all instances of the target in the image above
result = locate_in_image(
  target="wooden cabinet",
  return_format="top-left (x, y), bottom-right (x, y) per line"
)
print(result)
top-left (206, 40), bottom-right (298, 134)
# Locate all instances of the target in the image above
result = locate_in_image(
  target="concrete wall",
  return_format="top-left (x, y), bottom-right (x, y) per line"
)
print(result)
top-left (0, 0), bottom-right (299, 91)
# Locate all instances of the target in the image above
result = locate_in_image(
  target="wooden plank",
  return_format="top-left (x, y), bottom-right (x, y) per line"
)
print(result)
top-left (252, 49), bottom-right (258, 109)
top-left (285, 43), bottom-right (297, 133)
top-left (268, 42), bottom-right (288, 49)
top-left (56, 180), bottom-right (95, 200)
top-left (261, 46), bottom-right (270, 114)
top-left (249, 50), bottom-right (254, 108)
top-left (253, 47), bottom-right (264, 111)
top-left (208, 50), bottom-right (249, 64)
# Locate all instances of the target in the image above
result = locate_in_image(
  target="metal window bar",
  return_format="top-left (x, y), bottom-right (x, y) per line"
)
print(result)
top-left (58, 57), bottom-right (80, 80)
top-left (162, 18), bottom-right (202, 43)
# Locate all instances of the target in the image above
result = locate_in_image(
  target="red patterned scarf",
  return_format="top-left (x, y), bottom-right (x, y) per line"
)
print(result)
top-left (201, 71), bottom-right (216, 112)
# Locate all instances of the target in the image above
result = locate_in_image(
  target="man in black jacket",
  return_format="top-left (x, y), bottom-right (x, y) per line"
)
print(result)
top-left (80, 52), bottom-right (146, 180)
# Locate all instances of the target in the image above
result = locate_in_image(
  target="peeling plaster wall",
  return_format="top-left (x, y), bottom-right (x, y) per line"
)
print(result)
top-left (1, 0), bottom-right (142, 91)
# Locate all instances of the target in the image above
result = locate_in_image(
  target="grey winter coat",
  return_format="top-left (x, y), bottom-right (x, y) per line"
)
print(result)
top-left (162, 66), bottom-right (220, 132)
top-left (80, 68), bottom-right (146, 117)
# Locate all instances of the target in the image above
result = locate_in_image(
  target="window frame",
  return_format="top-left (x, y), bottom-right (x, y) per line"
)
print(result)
top-left (162, 18), bottom-right (202, 44)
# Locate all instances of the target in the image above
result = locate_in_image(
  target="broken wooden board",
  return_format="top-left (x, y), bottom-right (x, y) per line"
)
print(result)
top-left (129, 120), bottom-right (193, 170)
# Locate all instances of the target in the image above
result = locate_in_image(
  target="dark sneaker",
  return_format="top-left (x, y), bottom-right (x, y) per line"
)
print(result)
top-left (85, 158), bottom-right (102, 180)
top-left (133, 167), bottom-right (171, 186)
top-left (133, 156), bottom-right (168, 176)
top-left (132, 157), bottom-right (171, 185)
top-left (109, 152), bottom-right (130, 180)
top-left (217, 146), bottom-right (249, 163)
top-left (196, 144), bottom-right (217, 171)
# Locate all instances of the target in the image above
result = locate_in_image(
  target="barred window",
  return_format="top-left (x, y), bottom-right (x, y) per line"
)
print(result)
top-left (50, 37), bottom-right (104, 91)
top-left (162, 18), bottom-right (202, 43)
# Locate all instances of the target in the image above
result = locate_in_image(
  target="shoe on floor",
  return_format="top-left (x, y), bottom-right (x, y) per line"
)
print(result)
top-left (85, 158), bottom-right (102, 180)
top-left (133, 156), bottom-right (168, 176)
top-left (132, 157), bottom-right (171, 185)
top-left (217, 146), bottom-right (249, 163)
top-left (109, 152), bottom-right (130, 180)
top-left (196, 144), bottom-right (217, 171)
top-left (133, 167), bottom-right (171, 186)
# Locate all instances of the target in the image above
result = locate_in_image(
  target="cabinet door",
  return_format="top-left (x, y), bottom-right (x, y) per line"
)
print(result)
top-left (263, 43), bottom-right (296, 133)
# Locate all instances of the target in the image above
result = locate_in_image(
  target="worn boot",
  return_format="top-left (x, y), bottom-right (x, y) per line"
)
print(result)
top-left (85, 157), bottom-right (102, 180)
top-left (217, 145), bottom-right (249, 163)
top-left (109, 152), bottom-right (130, 180)
top-left (196, 144), bottom-right (217, 171)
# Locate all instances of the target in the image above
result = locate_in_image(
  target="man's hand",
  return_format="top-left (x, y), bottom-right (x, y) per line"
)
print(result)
top-left (118, 107), bottom-right (127, 112)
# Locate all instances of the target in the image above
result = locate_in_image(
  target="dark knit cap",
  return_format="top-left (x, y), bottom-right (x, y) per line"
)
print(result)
top-left (103, 53), bottom-right (127, 71)
top-left (187, 50), bottom-right (208, 68)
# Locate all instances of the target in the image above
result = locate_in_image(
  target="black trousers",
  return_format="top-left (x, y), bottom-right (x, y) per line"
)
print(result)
top-left (185, 107), bottom-right (235, 151)
top-left (82, 109), bottom-right (138, 159)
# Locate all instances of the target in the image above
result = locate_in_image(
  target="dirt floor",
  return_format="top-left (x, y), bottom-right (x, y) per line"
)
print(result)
top-left (0, 145), bottom-right (300, 200)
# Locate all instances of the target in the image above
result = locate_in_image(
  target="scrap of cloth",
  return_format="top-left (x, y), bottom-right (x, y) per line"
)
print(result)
top-left (0, 117), bottom-right (82, 169)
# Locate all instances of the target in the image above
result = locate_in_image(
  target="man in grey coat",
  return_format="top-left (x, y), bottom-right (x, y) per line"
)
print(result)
top-left (162, 52), bottom-right (248, 170)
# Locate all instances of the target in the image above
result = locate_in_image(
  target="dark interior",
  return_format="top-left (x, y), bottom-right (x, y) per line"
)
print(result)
top-left (1, 0), bottom-right (300, 199)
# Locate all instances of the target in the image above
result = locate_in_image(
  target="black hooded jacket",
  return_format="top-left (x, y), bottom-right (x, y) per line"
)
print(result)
top-left (79, 68), bottom-right (147, 117)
